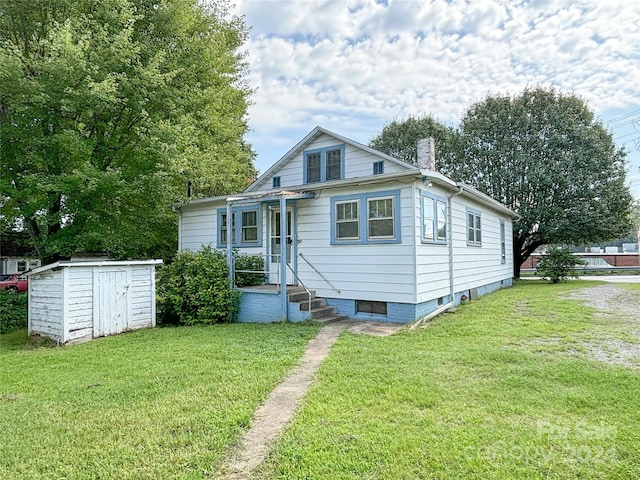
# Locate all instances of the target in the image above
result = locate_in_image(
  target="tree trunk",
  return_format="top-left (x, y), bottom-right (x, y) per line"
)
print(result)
top-left (513, 247), bottom-right (522, 279)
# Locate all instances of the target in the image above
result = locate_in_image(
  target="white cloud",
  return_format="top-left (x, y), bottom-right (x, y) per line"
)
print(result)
top-left (234, 0), bottom-right (640, 195)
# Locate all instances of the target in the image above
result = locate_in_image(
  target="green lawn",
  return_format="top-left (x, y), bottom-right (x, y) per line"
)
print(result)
top-left (0, 323), bottom-right (320, 479)
top-left (2, 282), bottom-right (638, 479)
top-left (260, 281), bottom-right (640, 479)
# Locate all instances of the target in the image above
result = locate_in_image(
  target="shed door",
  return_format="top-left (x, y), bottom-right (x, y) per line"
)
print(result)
top-left (93, 269), bottom-right (130, 337)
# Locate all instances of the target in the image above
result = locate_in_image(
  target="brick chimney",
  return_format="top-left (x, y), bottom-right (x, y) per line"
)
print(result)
top-left (417, 137), bottom-right (435, 170)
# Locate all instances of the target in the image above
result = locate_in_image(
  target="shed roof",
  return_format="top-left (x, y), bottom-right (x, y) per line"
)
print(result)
top-left (28, 259), bottom-right (163, 276)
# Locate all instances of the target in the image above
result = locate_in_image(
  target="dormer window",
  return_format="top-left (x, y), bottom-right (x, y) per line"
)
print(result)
top-left (306, 153), bottom-right (321, 183)
top-left (304, 145), bottom-right (345, 184)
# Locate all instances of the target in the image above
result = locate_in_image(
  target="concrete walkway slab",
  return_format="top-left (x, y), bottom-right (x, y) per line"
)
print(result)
top-left (216, 319), bottom-right (403, 479)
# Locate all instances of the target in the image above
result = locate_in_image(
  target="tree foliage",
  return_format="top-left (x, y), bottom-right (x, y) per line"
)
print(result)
top-left (536, 246), bottom-right (586, 283)
top-left (458, 87), bottom-right (632, 276)
top-left (370, 87), bottom-right (633, 277)
top-left (0, 0), bottom-right (256, 263)
top-left (369, 114), bottom-right (460, 173)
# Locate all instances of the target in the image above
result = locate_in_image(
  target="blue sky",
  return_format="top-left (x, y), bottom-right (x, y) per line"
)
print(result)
top-left (232, 0), bottom-right (640, 198)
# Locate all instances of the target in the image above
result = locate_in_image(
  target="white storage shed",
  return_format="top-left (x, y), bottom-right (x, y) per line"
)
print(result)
top-left (27, 260), bottom-right (162, 344)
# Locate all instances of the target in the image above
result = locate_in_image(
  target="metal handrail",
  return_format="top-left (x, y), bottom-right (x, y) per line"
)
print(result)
top-left (298, 252), bottom-right (341, 294)
top-left (285, 262), bottom-right (312, 317)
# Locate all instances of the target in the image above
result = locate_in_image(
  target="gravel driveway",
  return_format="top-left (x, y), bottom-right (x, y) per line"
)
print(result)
top-left (564, 283), bottom-right (640, 368)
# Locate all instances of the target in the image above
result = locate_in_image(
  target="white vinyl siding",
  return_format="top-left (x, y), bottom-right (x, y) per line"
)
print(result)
top-left (179, 204), bottom-right (217, 251)
top-left (416, 185), bottom-right (513, 304)
top-left (296, 183), bottom-right (416, 304)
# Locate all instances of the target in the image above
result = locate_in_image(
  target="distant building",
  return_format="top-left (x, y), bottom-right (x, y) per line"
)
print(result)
top-left (0, 232), bottom-right (40, 274)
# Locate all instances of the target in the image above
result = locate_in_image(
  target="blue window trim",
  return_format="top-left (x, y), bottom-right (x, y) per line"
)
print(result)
top-left (216, 205), bottom-right (263, 248)
top-left (420, 191), bottom-right (448, 245)
top-left (466, 207), bottom-right (482, 247)
top-left (330, 189), bottom-right (401, 245)
top-left (303, 144), bottom-right (345, 184)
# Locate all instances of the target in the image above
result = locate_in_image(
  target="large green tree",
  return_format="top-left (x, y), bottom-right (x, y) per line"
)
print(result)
top-left (370, 87), bottom-right (633, 277)
top-left (369, 114), bottom-right (460, 172)
top-left (0, 0), bottom-right (255, 263)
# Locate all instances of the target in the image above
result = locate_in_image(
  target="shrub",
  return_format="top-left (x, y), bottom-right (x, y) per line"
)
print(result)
top-left (536, 246), bottom-right (587, 283)
top-left (0, 290), bottom-right (28, 334)
top-left (234, 253), bottom-right (266, 287)
top-left (156, 246), bottom-right (240, 326)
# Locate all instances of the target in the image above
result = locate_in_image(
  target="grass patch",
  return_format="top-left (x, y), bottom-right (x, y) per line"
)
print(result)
top-left (261, 281), bottom-right (640, 479)
top-left (0, 323), bottom-right (319, 479)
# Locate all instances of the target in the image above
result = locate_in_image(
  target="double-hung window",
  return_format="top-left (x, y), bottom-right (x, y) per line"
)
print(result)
top-left (304, 145), bottom-right (345, 184)
top-left (242, 210), bottom-right (258, 243)
top-left (218, 206), bottom-right (262, 248)
top-left (335, 201), bottom-right (359, 240)
top-left (330, 190), bottom-right (400, 244)
top-left (326, 149), bottom-right (342, 181)
top-left (305, 153), bottom-right (321, 183)
top-left (368, 197), bottom-right (395, 238)
top-left (422, 192), bottom-right (447, 244)
top-left (467, 208), bottom-right (482, 246)
top-left (219, 212), bottom-right (236, 245)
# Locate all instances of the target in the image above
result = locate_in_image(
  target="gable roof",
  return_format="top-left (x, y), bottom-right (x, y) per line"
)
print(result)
top-left (244, 126), bottom-right (417, 193)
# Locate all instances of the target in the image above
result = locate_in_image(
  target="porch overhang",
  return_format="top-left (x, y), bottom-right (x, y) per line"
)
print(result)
top-left (225, 190), bottom-right (313, 322)
top-left (226, 190), bottom-right (315, 206)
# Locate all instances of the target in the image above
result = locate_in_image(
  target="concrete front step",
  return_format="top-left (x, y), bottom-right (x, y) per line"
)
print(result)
top-left (285, 286), bottom-right (346, 324)
top-left (299, 298), bottom-right (325, 311)
top-left (315, 314), bottom-right (349, 324)
top-left (287, 289), bottom-right (315, 303)
top-left (309, 305), bottom-right (338, 319)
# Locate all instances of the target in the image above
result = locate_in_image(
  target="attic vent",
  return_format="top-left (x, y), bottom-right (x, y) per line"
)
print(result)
top-left (417, 137), bottom-right (436, 171)
top-left (373, 161), bottom-right (384, 175)
top-left (272, 176), bottom-right (281, 188)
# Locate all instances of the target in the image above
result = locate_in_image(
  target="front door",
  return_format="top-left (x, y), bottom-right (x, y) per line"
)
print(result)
top-left (269, 207), bottom-right (295, 285)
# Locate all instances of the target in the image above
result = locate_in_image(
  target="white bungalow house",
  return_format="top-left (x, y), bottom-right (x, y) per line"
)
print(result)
top-left (176, 126), bottom-right (516, 324)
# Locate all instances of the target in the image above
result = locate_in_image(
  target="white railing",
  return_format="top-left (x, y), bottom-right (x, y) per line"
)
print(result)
top-left (233, 253), bottom-right (275, 290)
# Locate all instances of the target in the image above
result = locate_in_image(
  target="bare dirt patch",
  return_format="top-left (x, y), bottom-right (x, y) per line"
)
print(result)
top-left (554, 284), bottom-right (640, 368)
top-left (563, 283), bottom-right (640, 320)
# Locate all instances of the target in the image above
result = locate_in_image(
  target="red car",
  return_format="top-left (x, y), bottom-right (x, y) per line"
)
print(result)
top-left (0, 273), bottom-right (28, 293)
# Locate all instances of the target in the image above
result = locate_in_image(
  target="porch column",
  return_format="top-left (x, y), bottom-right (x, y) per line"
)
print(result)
top-left (226, 200), bottom-right (233, 290)
top-left (280, 195), bottom-right (288, 320)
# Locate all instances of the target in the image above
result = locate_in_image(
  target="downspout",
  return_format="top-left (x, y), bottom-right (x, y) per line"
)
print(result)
top-left (447, 185), bottom-right (464, 306)
top-left (411, 182), bottom-right (463, 329)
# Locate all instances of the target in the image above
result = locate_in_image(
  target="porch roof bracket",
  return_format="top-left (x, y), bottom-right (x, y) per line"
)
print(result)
top-left (280, 194), bottom-right (288, 321)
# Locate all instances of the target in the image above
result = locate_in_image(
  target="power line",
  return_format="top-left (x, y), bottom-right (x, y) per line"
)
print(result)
top-left (606, 109), bottom-right (640, 126)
